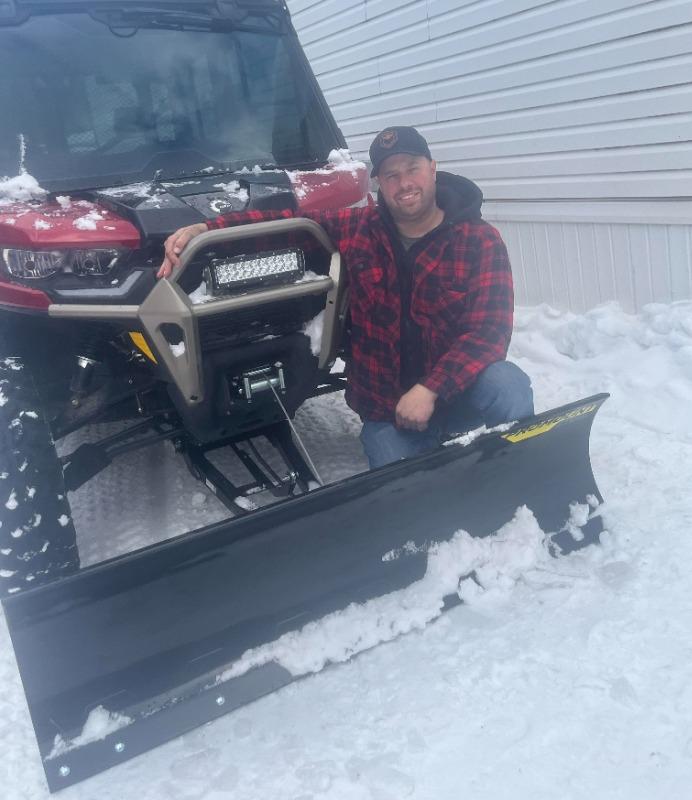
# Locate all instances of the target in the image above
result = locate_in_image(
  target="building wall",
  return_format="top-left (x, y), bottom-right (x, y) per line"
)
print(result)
top-left (287, 0), bottom-right (692, 312)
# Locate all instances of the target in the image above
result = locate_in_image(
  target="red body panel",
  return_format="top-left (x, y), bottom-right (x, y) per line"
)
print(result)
top-left (0, 199), bottom-right (140, 249)
top-left (0, 280), bottom-right (51, 309)
top-left (288, 162), bottom-right (369, 212)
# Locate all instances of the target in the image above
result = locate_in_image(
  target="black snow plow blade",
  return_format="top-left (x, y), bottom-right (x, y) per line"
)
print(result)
top-left (3, 394), bottom-right (607, 792)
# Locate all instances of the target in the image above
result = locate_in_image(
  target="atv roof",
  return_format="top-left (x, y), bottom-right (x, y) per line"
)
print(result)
top-left (0, 0), bottom-right (287, 26)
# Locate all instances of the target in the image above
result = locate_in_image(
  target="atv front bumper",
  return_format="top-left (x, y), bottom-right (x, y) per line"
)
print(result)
top-left (46, 219), bottom-right (344, 406)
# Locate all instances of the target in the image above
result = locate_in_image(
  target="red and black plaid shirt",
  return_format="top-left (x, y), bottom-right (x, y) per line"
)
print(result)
top-left (208, 190), bottom-right (513, 422)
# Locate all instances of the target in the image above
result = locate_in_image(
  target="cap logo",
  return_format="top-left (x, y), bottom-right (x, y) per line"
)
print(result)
top-left (378, 130), bottom-right (398, 148)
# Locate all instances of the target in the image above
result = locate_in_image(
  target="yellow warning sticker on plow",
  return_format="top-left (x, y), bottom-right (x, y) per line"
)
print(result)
top-left (502, 403), bottom-right (598, 443)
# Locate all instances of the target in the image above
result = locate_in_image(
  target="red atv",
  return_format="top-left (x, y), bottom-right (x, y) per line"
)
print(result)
top-left (0, 0), bottom-right (367, 594)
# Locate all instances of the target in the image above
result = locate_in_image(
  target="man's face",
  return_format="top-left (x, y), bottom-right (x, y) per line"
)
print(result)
top-left (377, 154), bottom-right (437, 224)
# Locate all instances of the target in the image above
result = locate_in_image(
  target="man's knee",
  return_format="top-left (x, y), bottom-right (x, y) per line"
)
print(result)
top-left (360, 421), bottom-right (437, 469)
top-left (467, 360), bottom-right (534, 425)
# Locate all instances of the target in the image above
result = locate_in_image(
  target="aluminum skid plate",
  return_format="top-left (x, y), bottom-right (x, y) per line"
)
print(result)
top-left (3, 394), bottom-right (608, 792)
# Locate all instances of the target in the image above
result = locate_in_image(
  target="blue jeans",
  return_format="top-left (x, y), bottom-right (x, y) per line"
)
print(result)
top-left (360, 361), bottom-right (534, 469)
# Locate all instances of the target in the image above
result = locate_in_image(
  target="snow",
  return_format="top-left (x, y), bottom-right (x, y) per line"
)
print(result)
top-left (48, 707), bottom-right (133, 759)
top-left (287, 149), bottom-right (367, 200)
top-left (1, 300), bottom-right (692, 799)
top-left (189, 280), bottom-right (215, 305)
top-left (216, 506), bottom-right (556, 682)
top-left (0, 172), bottom-right (47, 205)
top-left (73, 209), bottom-right (104, 230)
top-left (302, 309), bottom-right (324, 356)
top-left (327, 148), bottom-right (367, 174)
top-left (213, 181), bottom-right (250, 205)
top-left (100, 182), bottom-right (156, 199)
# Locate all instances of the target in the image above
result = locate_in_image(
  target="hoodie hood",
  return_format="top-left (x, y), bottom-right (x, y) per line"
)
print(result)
top-left (376, 170), bottom-right (483, 229)
top-left (434, 171), bottom-right (483, 224)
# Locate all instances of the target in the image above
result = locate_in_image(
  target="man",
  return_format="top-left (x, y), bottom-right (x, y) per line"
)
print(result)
top-left (159, 126), bottom-right (533, 468)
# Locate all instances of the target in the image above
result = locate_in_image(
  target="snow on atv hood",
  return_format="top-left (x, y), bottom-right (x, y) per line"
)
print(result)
top-left (0, 154), bottom-right (368, 249)
top-left (287, 150), bottom-right (369, 211)
top-left (0, 192), bottom-right (140, 249)
top-left (0, 172), bottom-right (47, 205)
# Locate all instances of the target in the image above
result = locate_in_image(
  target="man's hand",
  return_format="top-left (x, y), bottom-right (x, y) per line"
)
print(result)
top-left (157, 223), bottom-right (208, 279)
top-left (395, 384), bottom-right (438, 431)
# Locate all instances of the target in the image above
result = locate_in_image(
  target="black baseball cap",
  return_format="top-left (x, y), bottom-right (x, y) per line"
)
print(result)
top-left (369, 126), bottom-right (432, 177)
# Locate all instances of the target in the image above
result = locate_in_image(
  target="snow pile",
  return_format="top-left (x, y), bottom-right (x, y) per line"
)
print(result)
top-left (327, 148), bottom-right (368, 174)
top-left (302, 309), bottom-right (324, 355)
top-left (444, 421), bottom-right (513, 447)
top-left (216, 506), bottom-right (557, 682)
top-left (0, 173), bottom-right (47, 205)
top-left (213, 181), bottom-right (249, 205)
top-left (287, 149), bottom-right (368, 200)
top-left (73, 208), bottom-right (105, 230)
top-left (48, 706), bottom-right (133, 759)
top-left (100, 182), bottom-right (156, 199)
top-left (513, 300), bottom-right (692, 438)
top-left (189, 280), bottom-right (215, 305)
top-left (547, 301), bottom-right (692, 362)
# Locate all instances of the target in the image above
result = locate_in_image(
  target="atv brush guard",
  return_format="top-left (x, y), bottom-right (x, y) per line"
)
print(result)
top-left (48, 218), bottom-right (346, 405)
top-left (44, 219), bottom-right (346, 515)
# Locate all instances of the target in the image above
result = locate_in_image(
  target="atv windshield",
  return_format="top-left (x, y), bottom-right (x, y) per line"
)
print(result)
top-left (0, 11), bottom-right (341, 190)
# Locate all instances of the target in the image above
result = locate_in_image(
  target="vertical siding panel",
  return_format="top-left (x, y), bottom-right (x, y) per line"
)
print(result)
top-left (561, 224), bottom-right (587, 312)
top-left (628, 225), bottom-right (654, 308)
top-left (576, 224), bottom-right (601, 310)
top-left (647, 225), bottom-right (672, 302)
top-left (537, 222), bottom-right (556, 306)
top-left (546, 223), bottom-right (570, 310)
top-left (610, 225), bottom-right (635, 313)
top-left (592, 226), bottom-right (617, 304)
top-left (500, 222), bottom-right (529, 306)
top-left (669, 225), bottom-right (692, 301)
top-left (518, 224), bottom-right (542, 305)
top-left (687, 226), bottom-right (692, 301)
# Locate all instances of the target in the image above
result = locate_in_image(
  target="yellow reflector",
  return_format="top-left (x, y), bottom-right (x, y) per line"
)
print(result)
top-left (129, 332), bottom-right (157, 363)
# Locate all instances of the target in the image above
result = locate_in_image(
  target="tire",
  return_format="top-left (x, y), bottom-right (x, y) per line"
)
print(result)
top-left (0, 357), bottom-right (79, 596)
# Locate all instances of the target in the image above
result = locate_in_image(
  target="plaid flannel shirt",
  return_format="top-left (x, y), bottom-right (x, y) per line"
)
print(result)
top-left (208, 179), bottom-right (513, 422)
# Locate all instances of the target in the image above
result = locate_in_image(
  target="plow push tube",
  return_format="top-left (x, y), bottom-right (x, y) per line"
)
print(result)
top-left (3, 394), bottom-right (608, 792)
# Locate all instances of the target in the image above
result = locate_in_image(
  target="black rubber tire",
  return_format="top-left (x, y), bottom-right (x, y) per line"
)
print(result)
top-left (0, 357), bottom-right (79, 596)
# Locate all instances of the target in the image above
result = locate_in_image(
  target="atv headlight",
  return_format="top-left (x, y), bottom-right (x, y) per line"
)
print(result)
top-left (208, 248), bottom-right (304, 294)
top-left (2, 248), bottom-right (122, 279)
top-left (2, 249), bottom-right (65, 279)
top-left (71, 249), bottom-right (121, 276)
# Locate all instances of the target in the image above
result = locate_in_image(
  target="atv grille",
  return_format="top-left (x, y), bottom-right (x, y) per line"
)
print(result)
top-left (198, 297), bottom-right (322, 350)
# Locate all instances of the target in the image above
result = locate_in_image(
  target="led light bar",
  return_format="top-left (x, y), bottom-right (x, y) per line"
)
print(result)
top-left (208, 248), bottom-right (304, 294)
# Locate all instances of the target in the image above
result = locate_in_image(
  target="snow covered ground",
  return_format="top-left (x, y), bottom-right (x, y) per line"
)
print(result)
top-left (2, 300), bottom-right (692, 800)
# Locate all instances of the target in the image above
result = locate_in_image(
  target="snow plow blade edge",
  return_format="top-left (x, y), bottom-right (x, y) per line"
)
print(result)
top-left (3, 394), bottom-right (608, 792)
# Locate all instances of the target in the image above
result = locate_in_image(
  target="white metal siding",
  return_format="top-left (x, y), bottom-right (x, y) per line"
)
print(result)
top-left (288, 0), bottom-right (692, 310)
top-left (491, 219), bottom-right (692, 312)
